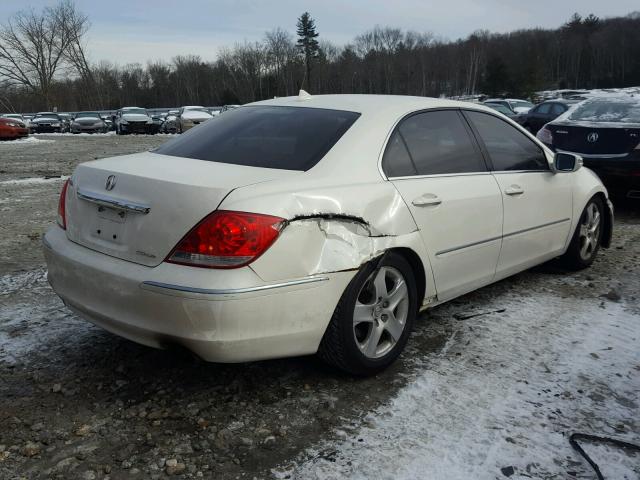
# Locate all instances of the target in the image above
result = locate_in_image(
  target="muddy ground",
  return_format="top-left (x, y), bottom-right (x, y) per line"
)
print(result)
top-left (0, 134), bottom-right (639, 479)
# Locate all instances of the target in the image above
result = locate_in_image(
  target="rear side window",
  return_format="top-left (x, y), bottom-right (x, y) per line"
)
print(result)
top-left (154, 106), bottom-right (360, 171)
top-left (536, 103), bottom-right (551, 114)
top-left (465, 111), bottom-right (549, 171)
top-left (381, 131), bottom-right (416, 177)
top-left (550, 103), bottom-right (566, 115)
top-left (383, 110), bottom-right (486, 177)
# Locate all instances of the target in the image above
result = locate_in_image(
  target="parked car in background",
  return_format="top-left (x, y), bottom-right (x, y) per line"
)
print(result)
top-left (177, 106), bottom-right (212, 132)
top-left (71, 112), bottom-right (108, 134)
top-left (208, 107), bottom-right (222, 116)
top-left (484, 98), bottom-right (534, 114)
top-left (220, 104), bottom-right (239, 113)
top-left (150, 113), bottom-right (165, 134)
top-left (0, 116), bottom-right (29, 140)
top-left (44, 94), bottom-right (612, 375)
top-left (517, 100), bottom-right (578, 133)
top-left (537, 94), bottom-right (640, 199)
top-left (1, 113), bottom-right (27, 125)
top-left (29, 112), bottom-right (65, 133)
top-left (101, 114), bottom-right (114, 131)
top-left (58, 113), bottom-right (72, 132)
top-left (161, 110), bottom-right (179, 133)
top-left (115, 107), bottom-right (154, 135)
top-left (484, 103), bottom-right (518, 119)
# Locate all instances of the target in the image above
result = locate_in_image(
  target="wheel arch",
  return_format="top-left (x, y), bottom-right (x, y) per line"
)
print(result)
top-left (383, 247), bottom-right (427, 311)
top-left (592, 191), bottom-right (613, 248)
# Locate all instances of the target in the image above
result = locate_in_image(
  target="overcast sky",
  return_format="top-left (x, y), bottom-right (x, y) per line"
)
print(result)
top-left (1, 0), bottom-right (638, 65)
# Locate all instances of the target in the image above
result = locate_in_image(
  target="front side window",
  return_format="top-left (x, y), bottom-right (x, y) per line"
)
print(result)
top-left (383, 110), bottom-right (486, 177)
top-left (465, 111), bottom-right (548, 171)
top-left (155, 106), bottom-right (360, 171)
top-left (550, 104), bottom-right (567, 116)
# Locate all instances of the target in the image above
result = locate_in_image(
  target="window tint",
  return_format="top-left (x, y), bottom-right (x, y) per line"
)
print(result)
top-left (154, 106), bottom-right (360, 171)
top-left (550, 103), bottom-right (566, 115)
top-left (536, 103), bottom-right (552, 114)
top-left (385, 110), bottom-right (486, 176)
top-left (381, 130), bottom-right (416, 177)
top-left (465, 111), bottom-right (549, 171)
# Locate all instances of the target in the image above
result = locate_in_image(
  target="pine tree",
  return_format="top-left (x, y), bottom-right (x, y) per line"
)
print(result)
top-left (296, 12), bottom-right (319, 90)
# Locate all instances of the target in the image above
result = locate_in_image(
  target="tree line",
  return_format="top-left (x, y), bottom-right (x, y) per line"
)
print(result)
top-left (1, 2), bottom-right (640, 113)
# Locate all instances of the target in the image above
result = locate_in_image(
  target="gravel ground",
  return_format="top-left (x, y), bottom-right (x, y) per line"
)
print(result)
top-left (0, 134), bottom-right (639, 479)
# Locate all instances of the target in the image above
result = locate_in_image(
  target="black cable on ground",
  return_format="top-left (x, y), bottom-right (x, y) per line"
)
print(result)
top-left (569, 432), bottom-right (640, 480)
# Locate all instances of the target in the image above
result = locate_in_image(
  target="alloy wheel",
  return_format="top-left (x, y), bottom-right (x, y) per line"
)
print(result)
top-left (353, 266), bottom-right (410, 359)
top-left (578, 202), bottom-right (601, 261)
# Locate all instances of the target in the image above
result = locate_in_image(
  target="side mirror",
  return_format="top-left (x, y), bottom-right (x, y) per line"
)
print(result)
top-left (554, 152), bottom-right (582, 172)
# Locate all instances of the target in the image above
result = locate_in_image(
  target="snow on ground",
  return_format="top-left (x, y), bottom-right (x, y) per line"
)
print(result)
top-left (276, 292), bottom-right (640, 479)
top-left (0, 268), bottom-right (96, 365)
top-left (0, 175), bottom-right (68, 186)
top-left (0, 137), bottom-right (54, 145)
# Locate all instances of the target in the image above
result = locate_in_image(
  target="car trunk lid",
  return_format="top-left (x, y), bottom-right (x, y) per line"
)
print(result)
top-left (65, 151), bottom-right (300, 267)
top-left (548, 122), bottom-right (640, 155)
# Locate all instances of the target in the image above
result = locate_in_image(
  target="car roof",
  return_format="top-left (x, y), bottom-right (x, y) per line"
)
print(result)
top-left (250, 94), bottom-right (484, 117)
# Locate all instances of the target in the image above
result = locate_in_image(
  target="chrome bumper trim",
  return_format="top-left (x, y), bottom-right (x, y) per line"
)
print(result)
top-left (140, 276), bottom-right (330, 296)
top-left (77, 188), bottom-right (150, 214)
top-left (561, 151), bottom-right (629, 159)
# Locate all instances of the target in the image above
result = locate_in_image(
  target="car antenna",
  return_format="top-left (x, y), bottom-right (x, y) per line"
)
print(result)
top-left (298, 90), bottom-right (312, 101)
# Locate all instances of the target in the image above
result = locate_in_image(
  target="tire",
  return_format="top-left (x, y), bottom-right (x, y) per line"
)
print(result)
top-left (318, 251), bottom-right (418, 375)
top-left (560, 196), bottom-right (605, 270)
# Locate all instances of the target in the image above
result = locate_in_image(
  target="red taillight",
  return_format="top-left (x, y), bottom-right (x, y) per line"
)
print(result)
top-left (57, 179), bottom-right (70, 229)
top-left (166, 210), bottom-right (285, 268)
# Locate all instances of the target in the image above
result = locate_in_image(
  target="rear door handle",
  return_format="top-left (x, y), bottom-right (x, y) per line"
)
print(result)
top-left (412, 194), bottom-right (442, 207)
top-left (504, 185), bottom-right (524, 196)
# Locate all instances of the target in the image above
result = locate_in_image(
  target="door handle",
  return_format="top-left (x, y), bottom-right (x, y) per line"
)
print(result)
top-left (412, 194), bottom-right (442, 207)
top-left (504, 185), bottom-right (524, 196)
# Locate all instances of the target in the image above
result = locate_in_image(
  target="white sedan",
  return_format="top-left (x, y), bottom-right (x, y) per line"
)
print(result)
top-left (44, 94), bottom-right (613, 375)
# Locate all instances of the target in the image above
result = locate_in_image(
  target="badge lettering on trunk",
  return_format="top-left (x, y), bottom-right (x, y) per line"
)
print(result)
top-left (105, 175), bottom-right (117, 191)
top-left (587, 132), bottom-right (599, 143)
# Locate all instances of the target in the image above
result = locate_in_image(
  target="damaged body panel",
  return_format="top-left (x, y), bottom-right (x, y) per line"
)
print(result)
top-left (222, 181), bottom-right (437, 304)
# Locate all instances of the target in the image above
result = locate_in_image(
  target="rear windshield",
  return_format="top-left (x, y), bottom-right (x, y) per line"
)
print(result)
top-left (154, 105), bottom-right (360, 171)
top-left (569, 97), bottom-right (640, 123)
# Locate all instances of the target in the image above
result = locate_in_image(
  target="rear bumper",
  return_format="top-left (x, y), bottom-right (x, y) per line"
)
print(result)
top-left (43, 226), bottom-right (354, 362)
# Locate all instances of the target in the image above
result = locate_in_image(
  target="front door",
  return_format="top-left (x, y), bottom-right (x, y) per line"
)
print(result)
top-left (463, 110), bottom-right (573, 279)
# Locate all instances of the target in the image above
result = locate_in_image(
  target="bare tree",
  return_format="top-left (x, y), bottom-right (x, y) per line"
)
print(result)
top-left (0, 0), bottom-right (88, 108)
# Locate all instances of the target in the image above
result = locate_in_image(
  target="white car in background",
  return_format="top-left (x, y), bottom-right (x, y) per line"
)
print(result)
top-left (484, 98), bottom-right (535, 114)
top-left (44, 93), bottom-right (612, 375)
top-left (115, 107), bottom-right (154, 135)
top-left (177, 106), bottom-right (212, 132)
top-left (1, 113), bottom-right (28, 126)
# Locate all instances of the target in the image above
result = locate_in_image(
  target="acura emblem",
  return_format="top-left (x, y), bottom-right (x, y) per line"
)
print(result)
top-left (105, 175), bottom-right (117, 191)
top-left (587, 132), bottom-right (599, 143)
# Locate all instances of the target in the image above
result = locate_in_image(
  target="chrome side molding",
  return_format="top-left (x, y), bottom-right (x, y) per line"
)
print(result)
top-left (77, 188), bottom-right (151, 214)
top-left (140, 276), bottom-right (330, 296)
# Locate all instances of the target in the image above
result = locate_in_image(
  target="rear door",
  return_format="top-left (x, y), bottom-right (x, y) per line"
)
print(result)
top-left (386, 109), bottom-right (503, 301)
top-left (529, 103), bottom-right (551, 133)
top-left (463, 110), bottom-right (573, 279)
